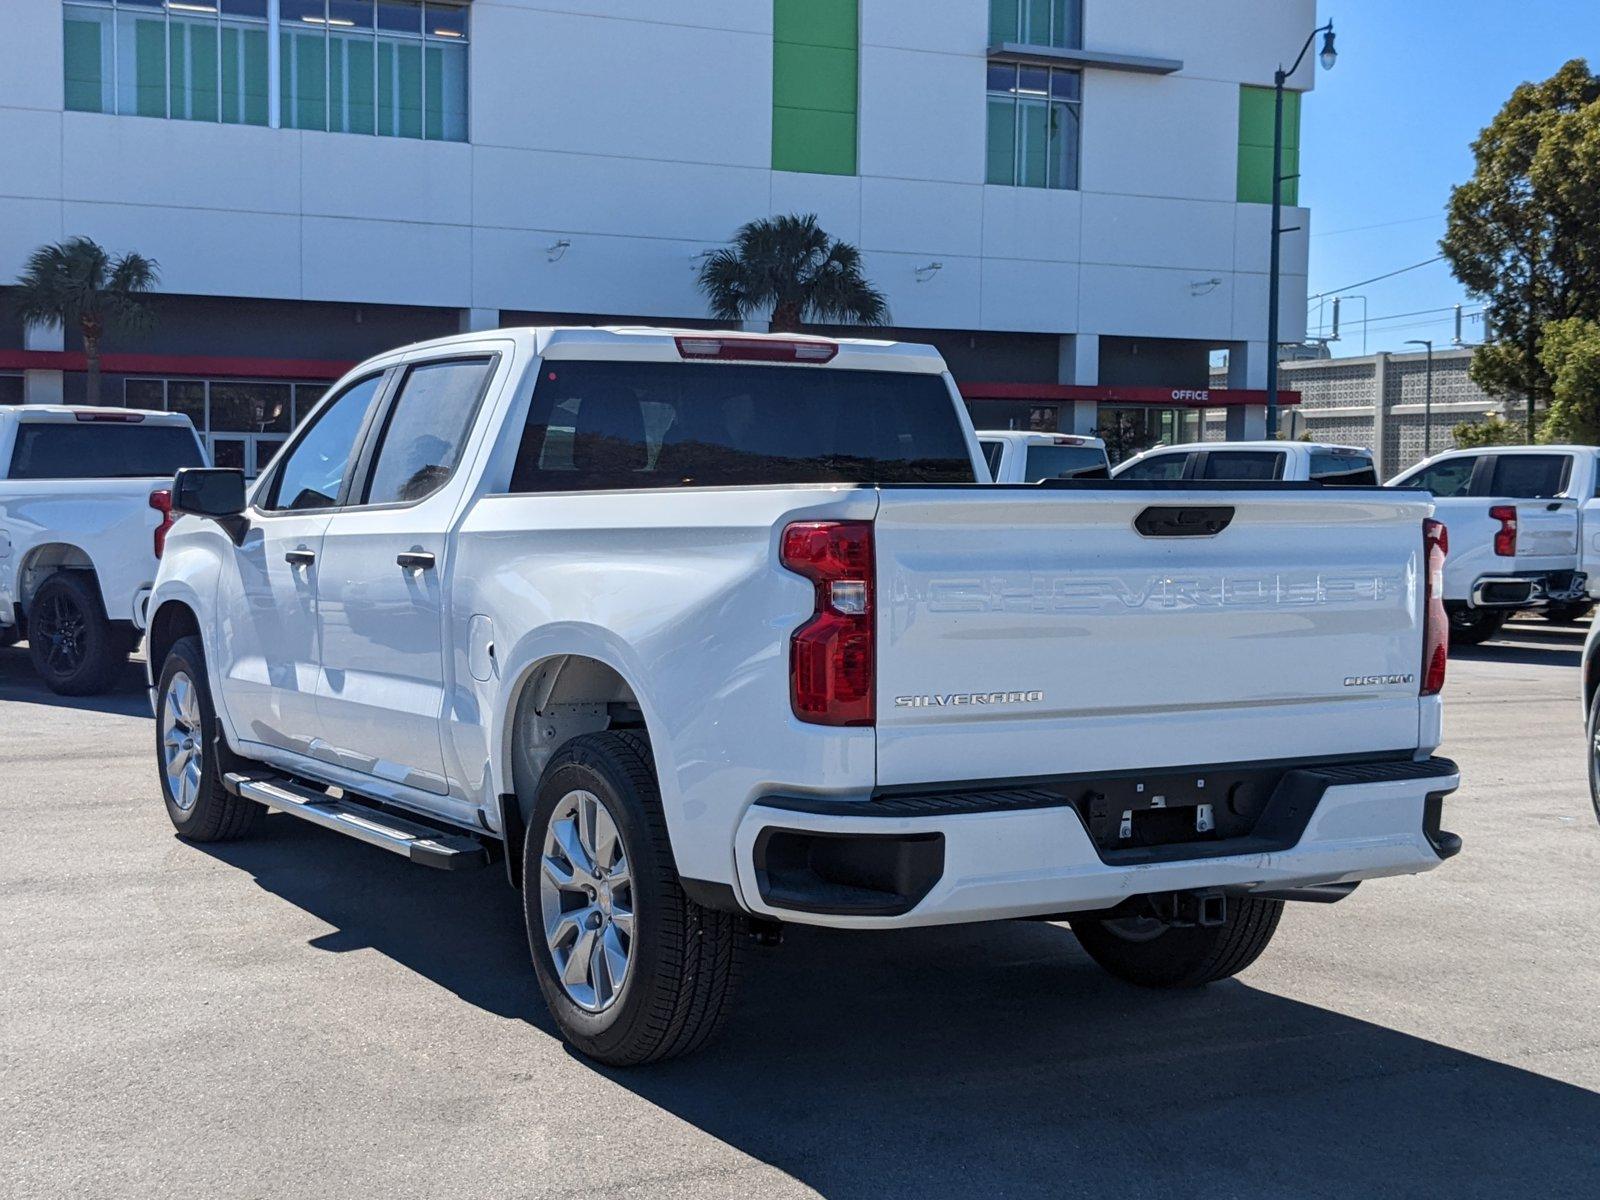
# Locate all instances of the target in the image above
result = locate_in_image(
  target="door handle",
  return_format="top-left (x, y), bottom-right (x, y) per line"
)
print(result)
top-left (396, 550), bottom-right (436, 571)
top-left (284, 547), bottom-right (316, 567)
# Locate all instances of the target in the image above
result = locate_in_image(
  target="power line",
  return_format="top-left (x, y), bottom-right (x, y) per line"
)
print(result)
top-left (1307, 255), bottom-right (1446, 300)
top-left (1312, 214), bottom-right (1439, 238)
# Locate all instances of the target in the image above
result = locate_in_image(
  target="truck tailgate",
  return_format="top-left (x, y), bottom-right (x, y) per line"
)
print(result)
top-left (873, 487), bottom-right (1434, 787)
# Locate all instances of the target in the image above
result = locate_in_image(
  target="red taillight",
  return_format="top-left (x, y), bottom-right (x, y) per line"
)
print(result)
top-left (73, 411), bottom-right (144, 422)
top-left (1490, 504), bottom-right (1517, 557)
top-left (150, 488), bottom-right (174, 559)
top-left (675, 336), bottom-right (838, 364)
top-left (781, 521), bottom-right (874, 726)
top-left (1422, 518), bottom-right (1449, 696)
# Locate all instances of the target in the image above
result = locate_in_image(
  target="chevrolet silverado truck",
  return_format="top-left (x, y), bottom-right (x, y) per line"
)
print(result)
top-left (0, 405), bottom-right (206, 693)
top-left (1113, 440), bottom-right (1379, 485)
top-left (146, 327), bottom-right (1461, 1065)
top-left (977, 430), bottom-right (1109, 482)
top-left (1389, 446), bottom-right (1600, 644)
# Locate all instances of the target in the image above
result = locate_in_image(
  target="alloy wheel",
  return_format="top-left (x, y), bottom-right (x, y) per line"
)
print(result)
top-left (539, 788), bottom-right (634, 1012)
top-left (161, 671), bottom-right (205, 812)
top-left (36, 592), bottom-right (87, 675)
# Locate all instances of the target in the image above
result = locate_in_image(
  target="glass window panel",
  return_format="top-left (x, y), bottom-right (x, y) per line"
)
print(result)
top-left (988, 0), bottom-right (1019, 43)
top-left (985, 96), bottom-right (1016, 185)
top-left (1047, 99), bottom-right (1079, 189)
top-left (254, 438), bottom-right (287, 477)
top-left (63, 6), bottom-right (113, 114)
top-left (168, 381), bottom-right (207, 430)
top-left (118, 11), bottom-right (169, 118)
top-left (363, 358), bottom-right (493, 504)
top-left (1054, 0), bottom-right (1083, 49)
top-left (327, 0), bottom-right (374, 29)
top-left (425, 2), bottom-right (467, 39)
top-left (281, 0), bottom-right (329, 25)
top-left (331, 32), bottom-right (376, 133)
top-left (1021, 0), bottom-right (1051, 45)
top-left (171, 16), bottom-right (220, 123)
top-left (1018, 99), bottom-right (1049, 188)
top-left (211, 438), bottom-right (247, 471)
top-left (0, 376), bottom-right (24, 406)
top-left (377, 38), bottom-right (423, 137)
top-left (1016, 66), bottom-right (1048, 97)
top-left (210, 382), bottom-right (292, 432)
top-left (1049, 68), bottom-right (1080, 101)
top-left (281, 28), bottom-right (328, 129)
top-left (119, 0), bottom-right (165, 8)
top-left (124, 379), bottom-right (166, 411)
top-left (377, 0), bottom-right (422, 34)
top-left (294, 384), bottom-right (327, 425)
top-left (426, 41), bottom-right (466, 139)
top-left (269, 373), bottom-right (385, 510)
top-left (220, 0), bottom-right (270, 17)
top-left (986, 62), bottom-right (1014, 94)
top-left (221, 21), bottom-right (269, 124)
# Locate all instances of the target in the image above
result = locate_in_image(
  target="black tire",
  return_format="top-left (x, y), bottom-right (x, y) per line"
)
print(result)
top-left (26, 572), bottom-right (118, 695)
top-left (0, 623), bottom-right (18, 649)
top-left (1587, 689), bottom-right (1600, 827)
top-left (1544, 602), bottom-right (1593, 624)
top-left (155, 634), bottom-right (262, 842)
top-left (1448, 606), bottom-right (1506, 646)
top-left (1069, 895), bottom-right (1285, 988)
top-left (522, 730), bottom-right (742, 1066)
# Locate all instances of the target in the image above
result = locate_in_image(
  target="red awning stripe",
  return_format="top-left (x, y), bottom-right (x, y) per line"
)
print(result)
top-left (0, 350), bottom-right (354, 380)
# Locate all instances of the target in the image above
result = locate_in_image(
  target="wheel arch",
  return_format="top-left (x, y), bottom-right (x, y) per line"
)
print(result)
top-left (17, 542), bottom-right (97, 615)
top-left (148, 599), bottom-right (202, 679)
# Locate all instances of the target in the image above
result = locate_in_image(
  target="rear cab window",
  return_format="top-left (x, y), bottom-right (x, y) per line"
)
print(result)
top-left (1023, 443), bottom-right (1109, 481)
top-left (509, 362), bottom-right (976, 491)
top-left (1117, 453), bottom-right (1189, 481)
top-left (7, 419), bottom-right (204, 480)
top-left (1308, 450), bottom-right (1377, 485)
top-left (1199, 451), bottom-right (1284, 481)
top-left (1400, 456), bottom-right (1476, 497)
top-left (1488, 453), bottom-right (1570, 499)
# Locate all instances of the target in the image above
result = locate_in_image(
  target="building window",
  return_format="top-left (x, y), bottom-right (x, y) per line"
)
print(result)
top-left (62, 1), bottom-right (467, 142)
top-left (1237, 85), bottom-right (1299, 205)
top-left (989, 0), bottom-right (1082, 49)
top-left (0, 375), bottom-right (24, 405)
top-left (125, 376), bottom-right (325, 476)
top-left (986, 63), bottom-right (1080, 189)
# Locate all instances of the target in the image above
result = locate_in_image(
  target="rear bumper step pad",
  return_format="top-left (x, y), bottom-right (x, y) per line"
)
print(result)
top-left (224, 772), bottom-right (489, 870)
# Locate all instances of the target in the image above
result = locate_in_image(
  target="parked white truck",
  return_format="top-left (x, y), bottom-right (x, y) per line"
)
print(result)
top-left (1113, 440), bottom-right (1380, 485)
top-left (1389, 446), bottom-right (1600, 643)
top-left (976, 430), bottom-right (1109, 482)
top-left (147, 327), bottom-right (1461, 1064)
top-left (0, 406), bottom-right (206, 693)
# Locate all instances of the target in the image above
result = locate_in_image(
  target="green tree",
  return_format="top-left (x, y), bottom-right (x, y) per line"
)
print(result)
top-left (698, 213), bottom-right (887, 333)
top-left (1538, 317), bottom-right (1600, 443)
top-left (12, 236), bottom-right (160, 405)
top-left (1453, 413), bottom-right (1527, 449)
top-left (1441, 59), bottom-right (1600, 437)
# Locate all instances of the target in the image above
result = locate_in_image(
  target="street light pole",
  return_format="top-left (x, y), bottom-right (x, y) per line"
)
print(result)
top-left (1406, 339), bottom-right (1435, 456)
top-left (1265, 21), bottom-right (1336, 441)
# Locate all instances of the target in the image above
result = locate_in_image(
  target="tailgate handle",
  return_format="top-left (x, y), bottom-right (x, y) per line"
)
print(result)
top-left (1134, 506), bottom-right (1235, 538)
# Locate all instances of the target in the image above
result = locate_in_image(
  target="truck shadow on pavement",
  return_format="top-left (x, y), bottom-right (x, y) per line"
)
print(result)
top-left (0, 644), bottom-right (152, 717)
top-left (199, 818), bottom-right (1600, 1200)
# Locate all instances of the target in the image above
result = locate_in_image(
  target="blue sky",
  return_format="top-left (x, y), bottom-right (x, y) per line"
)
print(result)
top-left (1299, 0), bottom-right (1600, 356)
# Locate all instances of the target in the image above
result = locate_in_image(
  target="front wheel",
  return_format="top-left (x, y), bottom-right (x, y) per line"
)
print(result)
top-left (1448, 606), bottom-right (1507, 646)
top-left (523, 730), bottom-right (742, 1065)
top-left (1587, 689), bottom-right (1600, 827)
top-left (156, 635), bottom-right (262, 842)
top-left (1069, 896), bottom-right (1284, 988)
top-left (27, 572), bottom-right (118, 694)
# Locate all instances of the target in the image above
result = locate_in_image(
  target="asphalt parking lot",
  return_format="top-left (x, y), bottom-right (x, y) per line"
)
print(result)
top-left (3, 622), bottom-right (1599, 1199)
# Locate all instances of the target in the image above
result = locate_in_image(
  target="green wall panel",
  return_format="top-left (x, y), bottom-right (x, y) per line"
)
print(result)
top-left (771, 0), bottom-right (858, 176)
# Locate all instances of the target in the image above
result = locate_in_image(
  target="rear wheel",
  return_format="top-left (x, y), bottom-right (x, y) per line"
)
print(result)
top-left (523, 730), bottom-right (742, 1065)
top-left (1587, 689), bottom-right (1600, 827)
top-left (1448, 606), bottom-right (1506, 646)
top-left (1069, 896), bottom-right (1284, 988)
top-left (26, 572), bottom-right (118, 695)
top-left (156, 635), bottom-right (261, 842)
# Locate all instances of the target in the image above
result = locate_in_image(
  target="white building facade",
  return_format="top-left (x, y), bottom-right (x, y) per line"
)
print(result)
top-left (1, 0), bottom-right (1315, 471)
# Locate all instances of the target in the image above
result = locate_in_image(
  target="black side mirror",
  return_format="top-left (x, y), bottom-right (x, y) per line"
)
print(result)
top-left (173, 467), bottom-right (246, 518)
top-left (172, 468), bottom-right (249, 544)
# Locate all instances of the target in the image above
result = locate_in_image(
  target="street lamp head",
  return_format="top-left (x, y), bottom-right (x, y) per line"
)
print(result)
top-left (1405, 339), bottom-right (1432, 349)
top-left (1319, 27), bottom-right (1337, 70)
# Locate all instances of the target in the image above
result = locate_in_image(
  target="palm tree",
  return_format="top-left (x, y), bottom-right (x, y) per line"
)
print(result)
top-left (698, 213), bottom-right (887, 333)
top-left (13, 236), bottom-right (160, 405)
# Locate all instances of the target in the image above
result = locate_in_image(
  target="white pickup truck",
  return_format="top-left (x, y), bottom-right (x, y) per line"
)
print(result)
top-left (147, 327), bottom-right (1461, 1065)
top-left (1389, 446), bottom-right (1600, 643)
top-left (977, 430), bottom-right (1109, 482)
top-left (1113, 440), bottom-right (1380, 485)
top-left (0, 405), bottom-right (206, 693)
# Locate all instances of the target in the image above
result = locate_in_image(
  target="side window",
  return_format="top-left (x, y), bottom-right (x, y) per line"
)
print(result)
top-left (981, 440), bottom-right (1005, 477)
top-left (1488, 454), bottom-right (1569, 499)
top-left (1309, 452), bottom-right (1378, 485)
top-left (362, 357), bottom-right (495, 505)
top-left (265, 373), bottom-right (385, 511)
top-left (1199, 451), bottom-right (1283, 481)
top-left (1117, 453), bottom-right (1188, 481)
top-left (1404, 456), bottom-right (1477, 498)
